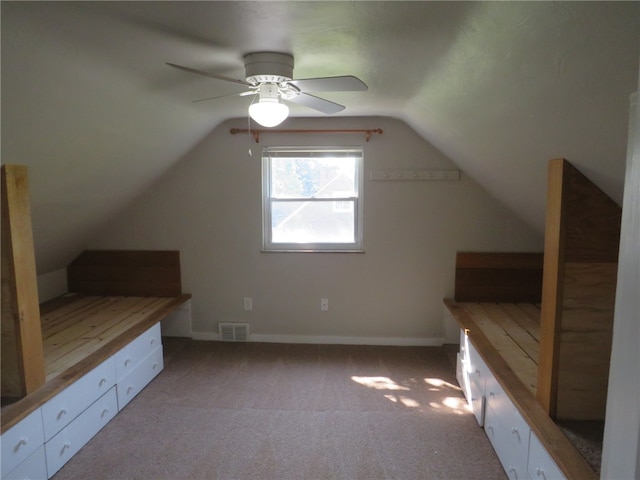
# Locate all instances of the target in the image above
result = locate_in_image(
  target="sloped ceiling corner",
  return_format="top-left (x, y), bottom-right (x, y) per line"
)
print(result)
top-left (1, 2), bottom-right (638, 274)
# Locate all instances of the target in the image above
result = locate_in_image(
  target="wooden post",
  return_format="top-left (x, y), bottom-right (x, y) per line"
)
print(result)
top-left (1, 165), bottom-right (45, 399)
top-left (537, 159), bottom-right (568, 418)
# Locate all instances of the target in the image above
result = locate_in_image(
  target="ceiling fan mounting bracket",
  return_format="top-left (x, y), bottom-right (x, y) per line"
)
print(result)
top-left (244, 52), bottom-right (294, 85)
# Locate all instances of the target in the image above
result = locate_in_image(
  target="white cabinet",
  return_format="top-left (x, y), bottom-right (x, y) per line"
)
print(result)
top-left (1, 409), bottom-right (44, 477)
top-left (41, 357), bottom-right (115, 441)
top-left (485, 404), bottom-right (527, 480)
top-left (2, 445), bottom-right (47, 480)
top-left (115, 323), bottom-right (161, 381)
top-left (117, 345), bottom-right (163, 410)
top-left (1, 322), bottom-right (164, 480)
top-left (459, 333), bottom-right (489, 426)
top-left (486, 373), bottom-right (530, 476)
top-left (45, 387), bottom-right (118, 477)
top-left (455, 328), bottom-right (566, 480)
top-left (114, 323), bottom-right (163, 411)
top-left (484, 400), bottom-right (530, 479)
top-left (468, 371), bottom-right (486, 426)
top-left (528, 431), bottom-right (566, 480)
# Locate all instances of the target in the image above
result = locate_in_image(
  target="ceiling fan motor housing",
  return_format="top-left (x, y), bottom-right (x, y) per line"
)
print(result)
top-left (244, 52), bottom-right (294, 85)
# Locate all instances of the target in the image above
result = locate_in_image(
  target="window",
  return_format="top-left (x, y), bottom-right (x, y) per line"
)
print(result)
top-left (262, 147), bottom-right (364, 252)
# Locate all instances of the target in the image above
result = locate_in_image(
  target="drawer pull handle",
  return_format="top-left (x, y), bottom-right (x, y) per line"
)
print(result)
top-left (127, 386), bottom-right (133, 394)
top-left (57, 408), bottom-right (68, 420)
top-left (99, 377), bottom-right (108, 387)
top-left (150, 338), bottom-right (155, 346)
top-left (511, 427), bottom-right (520, 442)
top-left (14, 437), bottom-right (28, 451)
top-left (489, 392), bottom-right (495, 398)
top-left (508, 466), bottom-right (518, 479)
top-left (153, 362), bottom-right (159, 370)
top-left (61, 442), bottom-right (71, 453)
top-left (536, 467), bottom-right (547, 479)
top-left (124, 358), bottom-right (132, 367)
top-left (101, 408), bottom-right (109, 418)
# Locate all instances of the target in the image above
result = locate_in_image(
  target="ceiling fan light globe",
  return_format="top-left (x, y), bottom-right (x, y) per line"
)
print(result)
top-left (249, 98), bottom-right (289, 128)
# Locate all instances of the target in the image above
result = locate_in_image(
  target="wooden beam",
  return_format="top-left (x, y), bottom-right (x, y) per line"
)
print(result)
top-left (537, 158), bottom-right (568, 417)
top-left (1, 165), bottom-right (45, 399)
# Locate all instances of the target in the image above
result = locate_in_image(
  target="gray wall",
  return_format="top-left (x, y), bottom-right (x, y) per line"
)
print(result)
top-left (89, 116), bottom-right (542, 344)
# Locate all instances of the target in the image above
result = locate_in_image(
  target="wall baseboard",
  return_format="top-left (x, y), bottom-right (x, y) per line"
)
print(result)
top-left (190, 331), bottom-right (445, 347)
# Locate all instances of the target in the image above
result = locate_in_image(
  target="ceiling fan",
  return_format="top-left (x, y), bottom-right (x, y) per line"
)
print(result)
top-left (167, 52), bottom-right (367, 127)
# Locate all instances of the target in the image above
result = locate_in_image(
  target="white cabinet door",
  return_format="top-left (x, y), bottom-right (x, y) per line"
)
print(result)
top-left (485, 404), bottom-right (528, 480)
top-left (468, 342), bottom-right (489, 392)
top-left (528, 431), bottom-right (566, 480)
top-left (45, 387), bottom-right (118, 477)
top-left (466, 340), bottom-right (489, 426)
top-left (114, 323), bottom-right (161, 380)
top-left (2, 445), bottom-right (46, 480)
top-left (1, 409), bottom-right (44, 476)
top-left (456, 353), bottom-right (472, 405)
top-left (41, 357), bottom-right (115, 441)
top-left (486, 373), bottom-right (530, 470)
top-left (468, 373), bottom-right (485, 426)
top-left (117, 345), bottom-right (163, 410)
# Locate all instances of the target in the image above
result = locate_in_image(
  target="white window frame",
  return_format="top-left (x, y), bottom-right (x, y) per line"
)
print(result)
top-left (262, 146), bottom-right (364, 252)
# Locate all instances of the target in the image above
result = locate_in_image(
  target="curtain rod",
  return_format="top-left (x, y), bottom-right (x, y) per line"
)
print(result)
top-left (229, 128), bottom-right (383, 143)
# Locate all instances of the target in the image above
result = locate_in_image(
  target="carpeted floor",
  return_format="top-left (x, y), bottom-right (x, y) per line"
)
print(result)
top-left (52, 339), bottom-right (506, 480)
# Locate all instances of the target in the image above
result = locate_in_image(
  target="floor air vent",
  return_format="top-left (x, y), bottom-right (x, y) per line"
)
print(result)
top-left (218, 322), bottom-right (250, 342)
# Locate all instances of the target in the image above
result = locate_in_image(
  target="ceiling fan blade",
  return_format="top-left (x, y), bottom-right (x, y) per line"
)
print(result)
top-left (288, 92), bottom-right (345, 114)
top-left (193, 90), bottom-right (256, 103)
top-left (166, 62), bottom-right (250, 87)
top-left (288, 76), bottom-right (367, 92)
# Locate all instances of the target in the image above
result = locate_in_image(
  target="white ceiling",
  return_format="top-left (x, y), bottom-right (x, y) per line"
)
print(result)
top-left (1, 1), bottom-right (638, 273)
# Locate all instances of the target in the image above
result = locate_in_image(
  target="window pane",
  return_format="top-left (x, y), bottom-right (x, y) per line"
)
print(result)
top-left (271, 200), bottom-right (356, 243)
top-left (271, 157), bottom-right (356, 198)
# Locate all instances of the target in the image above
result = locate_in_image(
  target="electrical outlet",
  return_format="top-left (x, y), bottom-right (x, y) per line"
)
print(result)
top-left (321, 298), bottom-right (329, 311)
top-left (243, 297), bottom-right (253, 311)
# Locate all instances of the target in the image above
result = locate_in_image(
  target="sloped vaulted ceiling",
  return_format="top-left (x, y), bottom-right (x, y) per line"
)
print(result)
top-left (1, 1), bottom-right (638, 273)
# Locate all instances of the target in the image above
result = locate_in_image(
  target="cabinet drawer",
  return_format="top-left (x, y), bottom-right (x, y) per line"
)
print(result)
top-left (486, 374), bottom-right (530, 465)
top-left (459, 328), bottom-right (467, 360)
top-left (485, 405), bottom-right (528, 480)
top-left (41, 357), bottom-right (115, 441)
top-left (467, 341), bottom-right (489, 391)
top-left (117, 345), bottom-right (163, 410)
top-left (456, 353), bottom-right (472, 404)
top-left (528, 431), bottom-right (566, 480)
top-left (45, 387), bottom-right (118, 477)
top-left (468, 373), bottom-right (485, 426)
top-left (2, 445), bottom-right (46, 480)
top-left (1, 408), bottom-right (44, 476)
top-left (115, 323), bottom-right (161, 380)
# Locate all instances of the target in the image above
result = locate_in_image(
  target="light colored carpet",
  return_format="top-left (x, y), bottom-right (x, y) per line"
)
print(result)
top-left (52, 339), bottom-right (506, 480)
